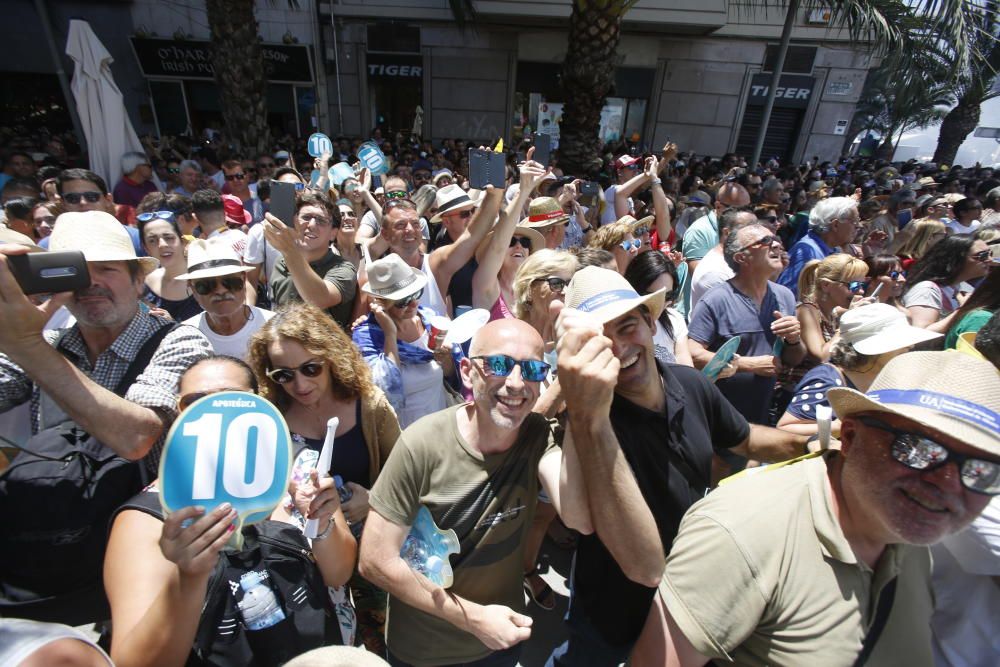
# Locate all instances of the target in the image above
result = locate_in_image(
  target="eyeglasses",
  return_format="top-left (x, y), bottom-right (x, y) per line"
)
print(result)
top-left (532, 276), bottom-right (569, 292)
top-left (178, 387), bottom-right (251, 411)
top-left (633, 226), bottom-right (649, 237)
top-left (192, 275), bottom-right (246, 295)
top-left (471, 354), bottom-right (551, 382)
top-left (738, 234), bottom-right (778, 252)
top-left (391, 288), bottom-right (424, 308)
top-left (972, 249), bottom-right (991, 262)
top-left (858, 417), bottom-right (1000, 495)
top-left (619, 239), bottom-right (641, 251)
top-left (137, 210), bottom-right (177, 223)
top-left (225, 172), bottom-right (247, 181)
top-left (385, 190), bottom-right (408, 200)
top-left (299, 212), bottom-right (332, 226)
top-left (265, 361), bottom-right (325, 385)
top-left (62, 191), bottom-right (103, 205)
top-left (167, 167), bottom-right (180, 174)
top-left (509, 236), bottom-right (533, 249)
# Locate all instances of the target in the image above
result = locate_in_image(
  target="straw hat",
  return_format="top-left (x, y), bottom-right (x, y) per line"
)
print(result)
top-left (361, 253), bottom-right (428, 301)
top-left (49, 211), bottom-right (158, 274)
top-left (617, 214), bottom-right (655, 235)
top-left (564, 265), bottom-right (666, 325)
top-left (520, 197), bottom-right (569, 229)
top-left (838, 303), bottom-right (942, 356)
top-left (430, 184), bottom-right (476, 223)
top-left (176, 239), bottom-right (254, 281)
top-left (827, 351), bottom-right (1000, 457)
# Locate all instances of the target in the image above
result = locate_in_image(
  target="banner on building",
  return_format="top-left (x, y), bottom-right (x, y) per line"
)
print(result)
top-left (130, 37), bottom-right (314, 84)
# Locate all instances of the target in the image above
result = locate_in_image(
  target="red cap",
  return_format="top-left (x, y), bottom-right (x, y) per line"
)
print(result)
top-left (222, 194), bottom-right (252, 226)
top-left (614, 155), bottom-right (641, 170)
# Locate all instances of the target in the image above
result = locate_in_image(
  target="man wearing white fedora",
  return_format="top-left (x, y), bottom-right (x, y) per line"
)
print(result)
top-left (631, 351), bottom-right (1000, 666)
top-left (180, 239), bottom-right (274, 361)
top-left (550, 266), bottom-right (808, 667)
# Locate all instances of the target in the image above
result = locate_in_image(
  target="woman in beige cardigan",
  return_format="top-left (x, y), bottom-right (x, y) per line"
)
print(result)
top-left (248, 302), bottom-right (401, 656)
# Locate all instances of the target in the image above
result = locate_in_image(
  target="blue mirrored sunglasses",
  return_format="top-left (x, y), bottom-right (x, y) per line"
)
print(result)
top-left (471, 354), bottom-right (550, 382)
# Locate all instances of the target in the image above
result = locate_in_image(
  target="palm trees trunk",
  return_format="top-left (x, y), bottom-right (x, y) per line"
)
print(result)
top-left (933, 99), bottom-right (981, 165)
top-left (205, 0), bottom-right (272, 155)
top-left (558, 1), bottom-right (633, 176)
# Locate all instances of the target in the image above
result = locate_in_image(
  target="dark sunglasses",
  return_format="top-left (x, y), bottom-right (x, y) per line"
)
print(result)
top-left (532, 276), bottom-right (568, 292)
top-left (838, 280), bottom-right (867, 292)
top-left (886, 270), bottom-right (902, 280)
top-left (178, 387), bottom-right (249, 411)
top-left (739, 234), bottom-right (778, 252)
top-left (392, 288), bottom-right (424, 308)
top-left (633, 226), bottom-right (649, 237)
top-left (63, 191), bottom-right (103, 205)
top-left (471, 354), bottom-right (551, 382)
top-left (265, 361), bottom-right (325, 385)
top-left (225, 172), bottom-right (246, 181)
top-left (972, 249), bottom-right (990, 262)
top-left (859, 417), bottom-right (1000, 495)
top-left (509, 236), bottom-right (533, 249)
top-left (137, 210), bottom-right (177, 223)
top-left (385, 190), bottom-right (409, 200)
top-left (192, 275), bottom-right (245, 295)
top-left (166, 167), bottom-right (181, 174)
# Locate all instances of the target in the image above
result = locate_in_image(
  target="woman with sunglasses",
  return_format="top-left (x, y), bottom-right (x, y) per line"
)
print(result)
top-left (588, 219), bottom-right (641, 274)
top-left (352, 254), bottom-right (455, 428)
top-left (624, 250), bottom-right (695, 367)
top-left (903, 235), bottom-right (992, 330)
top-left (137, 206), bottom-right (202, 321)
top-left (944, 266), bottom-right (1000, 349)
top-left (249, 303), bottom-right (401, 654)
top-left (795, 254), bottom-right (871, 363)
top-left (471, 213), bottom-right (545, 321)
top-left (105, 354), bottom-right (356, 667)
top-left (863, 254), bottom-right (908, 312)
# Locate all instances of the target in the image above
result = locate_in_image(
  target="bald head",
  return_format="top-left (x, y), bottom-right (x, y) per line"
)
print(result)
top-left (717, 182), bottom-right (751, 208)
top-left (470, 318), bottom-right (544, 359)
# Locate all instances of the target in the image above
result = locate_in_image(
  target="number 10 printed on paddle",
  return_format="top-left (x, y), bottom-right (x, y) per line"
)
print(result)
top-left (159, 392), bottom-right (292, 549)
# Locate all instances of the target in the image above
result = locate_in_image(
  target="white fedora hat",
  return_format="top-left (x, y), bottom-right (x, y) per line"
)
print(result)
top-left (838, 303), bottom-right (941, 356)
top-left (361, 253), bottom-right (429, 301)
top-left (565, 265), bottom-right (666, 325)
top-left (176, 239), bottom-right (254, 281)
top-left (49, 211), bottom-right (158, 274)
top-left (430, 184), bottom-right (476, 223)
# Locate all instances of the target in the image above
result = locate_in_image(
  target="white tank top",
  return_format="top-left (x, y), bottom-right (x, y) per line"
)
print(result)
top-left (419, 253), bottom-right (449, 317)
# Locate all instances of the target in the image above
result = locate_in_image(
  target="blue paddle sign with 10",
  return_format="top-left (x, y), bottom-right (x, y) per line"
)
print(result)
top-left (307, 133), bottom-right (333, 158)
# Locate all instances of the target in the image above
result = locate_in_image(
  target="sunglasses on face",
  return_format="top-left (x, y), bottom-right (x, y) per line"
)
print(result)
top-left (392, 288), bottom-right (424, 308)
top-left (859, 417), bottom-right (1000, 495)
top-left (137, 210), bottom-right (177, 223)
top-left (293, 182), bottom-right (305, 191)
top-left (509, 236), bottom-right (533, 249)
top-left (840, 280), bottom-right (867, 292)
top-left (192, 276), bottom-right (245, 295)
top-left (166, 167), bottom-right (180, 174)
top-left (178, 387), bottom-right (249, 411)
top-left (265, 361), bottom-right (325, 385)
top-left (633, 226), bottom-right (649, 237)
top-left (471, 354), bottom-right (551, 383)
top-left (225, 172), bottom-right (246, 181)
top-left (446, 209), bottom-right (474, 220)
top-left (739, 234), bottom-right (778, 252)
top-left (63, 191), bottom-right (103, 205)
top-left (886, 270), bottom-right (902, 280)
top-left (385, 190), bottom-right (408, 200)
top-left (972, 249), bottom-right (991, 262)
top-left (619, 239), bottom-right (641, 251)
top-left (532, 276), bottom-right (568, 292)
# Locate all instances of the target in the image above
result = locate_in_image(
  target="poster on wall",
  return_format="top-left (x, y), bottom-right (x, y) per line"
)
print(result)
top-left (599, 101), bottom-right (625, 143)
top-left (537, 102), bottom-right (563, 146)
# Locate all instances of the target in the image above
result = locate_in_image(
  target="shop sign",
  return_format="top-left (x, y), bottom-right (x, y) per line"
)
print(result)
top-left (130, 37), bottom-right (313, 84)
top-left (367, 53), bottom-right (423, 79)
top-left (748, 74), bottom-right (815, 109)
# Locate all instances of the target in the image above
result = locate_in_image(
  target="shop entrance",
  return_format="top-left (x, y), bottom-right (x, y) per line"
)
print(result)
top-left (367, 53), bottom-right (423, 138)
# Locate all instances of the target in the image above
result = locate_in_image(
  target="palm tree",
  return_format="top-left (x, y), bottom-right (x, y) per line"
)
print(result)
top-left (932, 0), bottom-right (1000, 165)
top-left (205, 0), bottom-right (295, 154)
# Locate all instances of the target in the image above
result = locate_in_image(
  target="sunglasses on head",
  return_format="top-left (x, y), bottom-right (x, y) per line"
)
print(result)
top-left (385, 190), bottom-right (408, 200)
top-left (137, 210), bottom-right (176, 223)
top-left (619, 239), bottom-right (641, 251)
top-left (532, 276), bottom-right (568, 292)
top-left (225, 172), bottom-right (246, 181)
top-left (858, 416), bottom-right (1000, 495)
top-left (63, 191), bottom-right (103, 205)
top-left (266, 360), bottom-right (325, 385)
top-left (384, 198), bottom-right (417, 214)
top-left (509, 236), bottom-right (533, 250)
top-left (192, 275), bottom-right (245, 295)
top-left (392, 287), bottom-right (424, 308)
top-left (471, 354), bottom-right (551, 383)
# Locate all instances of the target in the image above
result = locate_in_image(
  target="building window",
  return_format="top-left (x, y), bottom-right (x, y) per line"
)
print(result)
top-left (762, 45), bottom-right (817, 74)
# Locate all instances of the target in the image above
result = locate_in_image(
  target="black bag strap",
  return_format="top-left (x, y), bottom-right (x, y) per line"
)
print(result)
top-left (852, 576), bottom-right (897, 667)
top-left (112, 321), bottom-right (179, 397)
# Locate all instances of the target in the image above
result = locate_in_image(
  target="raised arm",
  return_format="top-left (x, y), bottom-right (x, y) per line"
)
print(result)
top-left (615, 170), bottom-right (651, 218)
top-left (263, 213), bottom-right (348, 309)
top-left (646, 156), bottom-right (672, 242)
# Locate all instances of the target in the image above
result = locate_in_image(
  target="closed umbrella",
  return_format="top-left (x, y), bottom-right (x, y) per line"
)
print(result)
top-left (65, 19), bottom-right (143, 188)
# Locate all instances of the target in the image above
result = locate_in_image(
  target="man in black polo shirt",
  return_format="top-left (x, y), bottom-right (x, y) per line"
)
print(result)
top-left (547, 266), bottom-right (809, 667)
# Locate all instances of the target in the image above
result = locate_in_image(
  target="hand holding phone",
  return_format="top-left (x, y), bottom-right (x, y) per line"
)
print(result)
top-left (269, 180), bottom-right (297, 226)
top-left (533, 133), bottom-right (552, 167)
top-left (469, 148), bottom-right (506, 189)
top-left (8, 250), bottom-right (91, 295)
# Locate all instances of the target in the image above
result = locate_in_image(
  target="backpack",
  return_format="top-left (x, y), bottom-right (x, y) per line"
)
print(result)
top-left (117, 492), bottom-right (340, 666)
top-left (0, 322), bottom-right (177, 625)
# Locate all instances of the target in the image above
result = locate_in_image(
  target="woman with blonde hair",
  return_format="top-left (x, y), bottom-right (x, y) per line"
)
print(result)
top-left (893, 216), bottom-right (948, 269)
top-left (248, 302), bottom-right (400, 655)
top-left (411, 183), bottom-right (438, 221)
top-left (588, 218), bottom-right (640, 273)
top-left (795, 254), bottom-right (870, 362)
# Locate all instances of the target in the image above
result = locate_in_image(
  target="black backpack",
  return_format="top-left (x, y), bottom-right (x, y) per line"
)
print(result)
top-left (117, 492), bottom-right (340, 666)
top-left (0, 322), bottom-right (176, 625)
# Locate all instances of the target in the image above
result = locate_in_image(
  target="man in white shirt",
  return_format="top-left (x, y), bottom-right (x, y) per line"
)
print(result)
top-left (689, 208), bottom-right (756, 312)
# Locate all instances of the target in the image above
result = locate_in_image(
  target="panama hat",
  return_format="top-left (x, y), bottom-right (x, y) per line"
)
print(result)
top-left (361, 253), bottom-right (428, 301)
top-left (176, 239), bottom-right (254, 281)
top-left (430, 184), bottom-right (476, 223)
top-left (617, 214), bottom-right (655, 235)
top-left (49, 211), bottom-right (158, 274)
top-left (838, 303), bottom-right (942, 356)
top-left (564, 265), bottom-right (666, 325)
top-left (827, 351), bottom-right (1000, 457)
top-left (520, 197), bottom-right (570, 229)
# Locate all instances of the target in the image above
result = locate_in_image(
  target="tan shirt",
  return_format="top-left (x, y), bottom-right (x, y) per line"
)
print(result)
top-left (369, 405), bottom-right (558, 666)
top-left (660, 453), bottom-right (935, 667)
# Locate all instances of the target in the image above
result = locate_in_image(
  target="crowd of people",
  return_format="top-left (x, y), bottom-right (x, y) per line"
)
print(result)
top-left (0, 125), bottom-right (998, 667)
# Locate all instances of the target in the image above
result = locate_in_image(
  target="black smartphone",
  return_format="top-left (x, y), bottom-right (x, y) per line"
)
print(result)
top-left (579, 181), bottom-right (600, 206)
top-left (533, 133), bottom-right (552, 167)
top-left (469, 149), bottom-right (506, 189)
top-left (269, 180), bottom-right (297, 226)
top-left (8, 250), bottom-right (90, 295)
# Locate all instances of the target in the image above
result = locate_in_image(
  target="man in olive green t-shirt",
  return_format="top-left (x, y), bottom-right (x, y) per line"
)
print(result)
top-left (359, 319), bottom-right (579, 667)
